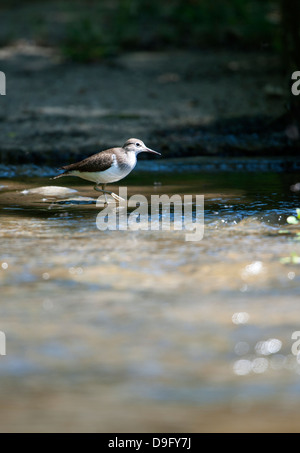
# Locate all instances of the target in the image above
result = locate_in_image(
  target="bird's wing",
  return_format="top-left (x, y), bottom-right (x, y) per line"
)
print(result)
top-left (61, 149), bottom-right (115, 173)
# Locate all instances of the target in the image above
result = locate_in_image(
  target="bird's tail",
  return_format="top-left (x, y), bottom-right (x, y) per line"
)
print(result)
top-left (50, 173), bottom-right (65, 180)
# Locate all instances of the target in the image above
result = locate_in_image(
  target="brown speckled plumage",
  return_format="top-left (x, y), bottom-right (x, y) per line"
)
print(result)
top-left (60, 148), bottom-right (123, 174)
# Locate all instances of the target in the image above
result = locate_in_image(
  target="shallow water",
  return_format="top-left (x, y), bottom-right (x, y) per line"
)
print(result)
top-left (0, 167), bottom-right (300, 432)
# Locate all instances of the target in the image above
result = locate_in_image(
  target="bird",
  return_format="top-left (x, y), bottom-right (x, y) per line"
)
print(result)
top-left (52, 138), bottom-right (161, 203)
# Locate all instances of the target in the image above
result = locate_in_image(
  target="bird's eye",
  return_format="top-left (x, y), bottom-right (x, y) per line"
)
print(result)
top-left (136, 142), bottom-right (140, 147)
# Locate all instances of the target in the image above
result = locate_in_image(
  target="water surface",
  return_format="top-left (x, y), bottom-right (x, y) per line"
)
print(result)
top-left (0, 167), bottom-right (300, 432)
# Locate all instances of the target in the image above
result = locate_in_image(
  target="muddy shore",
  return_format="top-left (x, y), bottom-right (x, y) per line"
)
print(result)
top-left (1, 41), bottom-right (296, 166)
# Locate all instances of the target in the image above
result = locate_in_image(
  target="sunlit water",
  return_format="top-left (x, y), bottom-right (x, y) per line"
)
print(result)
top-left (0, 166), bottom-right (300, 432)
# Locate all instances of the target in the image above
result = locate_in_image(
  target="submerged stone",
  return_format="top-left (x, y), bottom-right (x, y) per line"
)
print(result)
top-left (21, 186), bottom-right (78, 197)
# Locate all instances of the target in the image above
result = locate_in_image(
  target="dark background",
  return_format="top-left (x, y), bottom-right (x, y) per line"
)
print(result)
top-left (0, 0), bottom-right (299, 164)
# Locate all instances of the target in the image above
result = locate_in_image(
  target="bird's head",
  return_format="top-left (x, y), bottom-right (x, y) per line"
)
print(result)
top-left (123, 138), bottom-right (161, 156)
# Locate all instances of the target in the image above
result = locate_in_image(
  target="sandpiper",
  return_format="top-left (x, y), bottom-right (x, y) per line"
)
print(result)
top-left (52, 138), bottom-right (161, 203)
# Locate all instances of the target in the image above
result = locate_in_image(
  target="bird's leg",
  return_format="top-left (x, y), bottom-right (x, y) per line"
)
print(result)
top-left (102, 184), bottom-right (108, 205)
top-left (94, 184), bottom-right (103, 193)
top-left (94, 184), bottom-right (108, 205)
top-left (94, 184), bottom-right (125, 203)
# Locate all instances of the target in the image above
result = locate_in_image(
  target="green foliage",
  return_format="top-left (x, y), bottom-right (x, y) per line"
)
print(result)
top-left (167, 0), bottom-right (276, 48)
top-left (58, 0), bottom-right (280, 61)
top-left (287, 208), bottom-right (300, 225)
top-left (61, 17), bottom-right (117, 62)
top-left (280, 252), bottom-right (300, 264)
top-left (1, 0), bottom-right (281, 61)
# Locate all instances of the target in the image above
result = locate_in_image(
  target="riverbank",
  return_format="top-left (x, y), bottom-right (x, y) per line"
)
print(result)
top-left (0, 41), bottom-right (294, 165)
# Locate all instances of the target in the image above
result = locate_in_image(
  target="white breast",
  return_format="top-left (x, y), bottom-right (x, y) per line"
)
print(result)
top-left (125, 151), bottom-right (137, 169)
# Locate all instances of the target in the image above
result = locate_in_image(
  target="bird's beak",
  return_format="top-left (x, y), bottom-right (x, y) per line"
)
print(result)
top-left (144, 147), bottom-right (161, 156)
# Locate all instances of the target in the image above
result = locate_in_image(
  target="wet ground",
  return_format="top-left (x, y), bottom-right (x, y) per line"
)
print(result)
top-left (0, 41), bottom-right (287, 164)
top-left (0, 161), bottom-right (300, 432)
